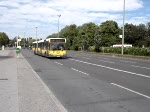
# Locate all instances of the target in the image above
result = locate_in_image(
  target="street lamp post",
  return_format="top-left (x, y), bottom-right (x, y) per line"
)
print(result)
top-left (122, 0), bottom-right (125, 55)
top-left (58, 15), bottom-right (61, 38)
top-left (35, 27), bottom-right (38, 49)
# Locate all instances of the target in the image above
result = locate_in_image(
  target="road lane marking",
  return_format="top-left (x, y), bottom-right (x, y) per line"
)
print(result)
top-left (70, 59), bottom-right (150, 79)
top-left (111, 83), bottom-right (150, 100)
top-left (120, 60), bottom-right (137, 63)
top-left (82, 57), bottom-right (90, 59)
top-left (102, 58), bottom-right (109, 60)
top-left (71, 68), bottom-right (90, 75)
top-left (99, 60), bottom-right (115, 64)
top-left (55, 62), bottom-right (63, 65)
top-left (98, 57), bottom-right (110, 60)
top-left (131, 65), bottom-right (150, 70)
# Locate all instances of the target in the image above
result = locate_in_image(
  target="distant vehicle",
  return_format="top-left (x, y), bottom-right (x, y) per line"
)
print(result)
top-left (113, 44), bottom-right (132, 48)
top-left (32, 38), bottom-right (67, 58)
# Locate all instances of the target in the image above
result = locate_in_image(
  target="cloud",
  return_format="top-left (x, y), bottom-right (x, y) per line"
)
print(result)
top-left (0, 0), bottom-right (146, 39)
top-left (127, 16), bottom-right (149, 25)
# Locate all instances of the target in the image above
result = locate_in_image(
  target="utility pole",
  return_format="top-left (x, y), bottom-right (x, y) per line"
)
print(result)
top-left (122, 0), bottom-right (125, 55)
top-left (58, 15), bottom-right (61, 38)
top-left (35, 27), bottom-right (38, 48)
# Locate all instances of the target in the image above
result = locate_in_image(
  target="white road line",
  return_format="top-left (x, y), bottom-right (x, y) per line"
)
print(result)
top-left (103, 58), bottom-right (109, 60)
top-left (99, 60), bottom-right (115, 64)
top-left (70, 59), bottom-right (150, 79)
top-left (131, 65), bottom-right (150, 70)
top-left (71, 68), bottom-right (90, 75)
top-left (99, 57), bottom-right (109, 60)
top-left (55, 62), bottom-right (63, 65)
top-left (74, 54), bottom-right (79, 55)
top-left (82, 57), bottom-right (90, 59)
top-left (120, 60), bottom-right (137, 63)
top-left (111, 83), bottom-right (150, 100)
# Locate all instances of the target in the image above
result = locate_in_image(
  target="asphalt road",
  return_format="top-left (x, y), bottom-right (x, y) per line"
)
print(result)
top-left (21, 49), bottom-right (150, 112)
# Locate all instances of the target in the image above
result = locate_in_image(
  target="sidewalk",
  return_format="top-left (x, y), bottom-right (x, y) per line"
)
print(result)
top-left (0, 49), bottom-right (67, 112)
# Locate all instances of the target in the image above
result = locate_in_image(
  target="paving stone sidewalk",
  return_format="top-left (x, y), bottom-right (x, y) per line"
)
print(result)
top-left (0, 50), bottom-right (67, 112)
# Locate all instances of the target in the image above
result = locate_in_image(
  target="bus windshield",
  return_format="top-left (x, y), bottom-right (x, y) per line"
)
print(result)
top-left (51, 43), bottom-right (65, 50)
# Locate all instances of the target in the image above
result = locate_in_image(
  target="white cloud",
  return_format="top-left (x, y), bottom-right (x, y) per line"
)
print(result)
top-left (127, 16), bottom-right (149, 25)
top-left (0, 0), bottom-right (146, 39)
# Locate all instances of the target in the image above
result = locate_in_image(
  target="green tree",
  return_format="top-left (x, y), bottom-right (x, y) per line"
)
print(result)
top-left (78, 22), bottom-right (99, 50)
top-left (46, 20), bottom-right (150, 50)
top-left (60, 24), bottom-right (79, 50)
top-left (136, 24), bottom-right (147, 47)
top-left (0, 32), bottom-right (9, 46)
top-left (146, 22), bottom-right (150, 47)
top-left (124, 23), bottom-right (148, 47)
top-left (147, 22), bottom-right (150, 36)
top-left (124, 23), bottom-right (137, 45)
top-left (94, 25), bottom-right (102, 52)
top-left (100, 20), bottom-right (120, 47)
top-left (47, 33), bottom-right (58, 38)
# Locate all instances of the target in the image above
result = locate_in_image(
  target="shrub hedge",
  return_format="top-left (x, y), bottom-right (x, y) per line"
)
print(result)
top-left (96, 47), bottom-right (150, 57)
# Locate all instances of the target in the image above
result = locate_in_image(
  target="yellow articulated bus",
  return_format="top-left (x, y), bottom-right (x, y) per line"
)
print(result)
top-left (32, 38), bottom-right (67, 58)
top-left (32, 41), bottom-right (37, 52)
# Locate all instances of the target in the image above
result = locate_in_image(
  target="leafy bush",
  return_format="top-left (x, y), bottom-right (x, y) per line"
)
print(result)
top-left (70, 45), bottom-right (79, 51)
top-left (100, 47), bottom-right (150, 57)
top-left (88, 46), bottom-right (95, 52)
top-left (102, 47), bottom-right (121, 54)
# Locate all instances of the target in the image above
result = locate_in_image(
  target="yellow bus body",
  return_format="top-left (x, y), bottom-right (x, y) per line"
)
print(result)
top-left (32, 38), bottom-right (67, 58)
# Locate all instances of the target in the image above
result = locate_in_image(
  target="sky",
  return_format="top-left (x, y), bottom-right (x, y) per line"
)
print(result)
top-left (0, 0), bottom-right (150, 39)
